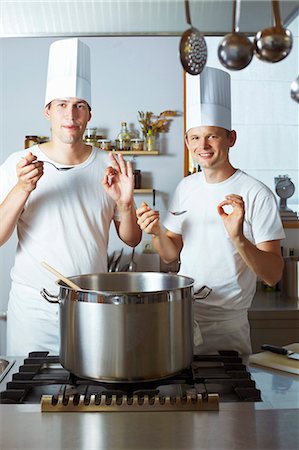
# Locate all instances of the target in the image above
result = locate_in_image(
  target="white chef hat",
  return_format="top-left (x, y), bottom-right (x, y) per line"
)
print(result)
top-left (186, 67), bottom-right (231, 132)
top-left (45, 38), bottom-right (91, 107)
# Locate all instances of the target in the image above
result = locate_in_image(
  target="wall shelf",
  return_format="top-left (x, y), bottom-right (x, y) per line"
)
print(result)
top-left (283, 221), bottom-right (299, 229)
top-left (108, 150), bottom-right (159, 155)
top-left (133, 189), bottom-right (153, 194)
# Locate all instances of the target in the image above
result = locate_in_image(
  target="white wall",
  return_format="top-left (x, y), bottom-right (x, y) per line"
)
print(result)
top-left (0, 23), bottom-right (298, 353)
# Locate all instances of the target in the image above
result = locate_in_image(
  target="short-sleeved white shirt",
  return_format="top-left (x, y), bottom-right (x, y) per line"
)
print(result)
top-left (164, 170), bottom-right (285, 320)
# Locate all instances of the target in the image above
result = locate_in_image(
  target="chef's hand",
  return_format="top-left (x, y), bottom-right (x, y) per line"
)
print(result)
top-left (102, 153), bottom-right (134, 207)
top-left (136, 202), bottom-right (161, 235)
top-left (16, 152), bottom-right (44, 193)
top-left (217, 194), bottom-right (245, 241)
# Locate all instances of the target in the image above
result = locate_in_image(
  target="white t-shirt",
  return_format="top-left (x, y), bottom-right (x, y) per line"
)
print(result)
top-left (0, 145), bottom-right (119, 355)
top-left (164, 170), bottom-right (285, 321)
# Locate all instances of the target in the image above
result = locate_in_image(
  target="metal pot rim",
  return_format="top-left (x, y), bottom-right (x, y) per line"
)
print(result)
top-left (56, 271), bottom-right (195, 295)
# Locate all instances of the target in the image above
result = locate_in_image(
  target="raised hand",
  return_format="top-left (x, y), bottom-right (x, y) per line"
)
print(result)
top-left (16, 152), bottom-right (44, 193)
top-left (101, 153), bottom-right (134, 206)
top-left (217, 194), bottom-right (245, 241)
top-left (136, 201), bottom-right (161, 236)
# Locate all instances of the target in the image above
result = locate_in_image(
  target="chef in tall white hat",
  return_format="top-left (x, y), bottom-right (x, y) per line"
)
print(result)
top-left (1, 38), bottom-right (141, 356)
top-left (186, 66), bottom-right (233, 172)
top-left (136, 66), bottom-right (284, 356)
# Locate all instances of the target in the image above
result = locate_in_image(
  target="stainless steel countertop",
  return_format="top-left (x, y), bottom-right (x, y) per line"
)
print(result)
top-left (0, 357), bottom-right (298, 450)
top-left (249, 290), bottom-right (299, 320)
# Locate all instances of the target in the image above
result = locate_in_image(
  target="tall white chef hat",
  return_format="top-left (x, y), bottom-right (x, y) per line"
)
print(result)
top-left (45, 38), bottom-right (91, 107)
top-left (186, 67), bottom-right (231, 132)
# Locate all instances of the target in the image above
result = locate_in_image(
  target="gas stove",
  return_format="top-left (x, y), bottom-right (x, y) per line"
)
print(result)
top-left (0, 351), bottom-right (261, 412)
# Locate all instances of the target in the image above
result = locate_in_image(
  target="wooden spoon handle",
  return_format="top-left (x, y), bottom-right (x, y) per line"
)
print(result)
top-left (41, 261), bottom-right (82, 291)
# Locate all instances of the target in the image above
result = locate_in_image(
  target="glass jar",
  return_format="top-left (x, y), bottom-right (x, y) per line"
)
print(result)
top-left (85, 127), bottom-right (97, 139)
top-left (133, 170), bottom-right (142, 189)
top-left (145, 127), bottom-right (155, 152)
top-left (116, 122), bottom-right (131, 150)
top-left (130, 138), bottom-right (144, 151)
top-left (97, 139), bottom-right (112, 151)
top-left (24, 136), bottom-right (39, 148)
top-left (115, 139), bottom-right (130, 151)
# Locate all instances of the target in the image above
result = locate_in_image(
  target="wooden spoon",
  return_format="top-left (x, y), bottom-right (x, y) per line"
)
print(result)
top-left (41, 261), bottom-right (82, 291)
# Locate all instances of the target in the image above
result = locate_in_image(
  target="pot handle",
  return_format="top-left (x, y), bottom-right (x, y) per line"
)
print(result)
top-left (193, 285), bottom-right (212, 302)
top-left (40, 288), bottom-right (61, 304)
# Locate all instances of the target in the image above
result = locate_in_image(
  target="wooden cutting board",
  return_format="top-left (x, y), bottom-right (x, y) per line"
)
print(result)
top-left (249, 343), bottom-right (299, 376)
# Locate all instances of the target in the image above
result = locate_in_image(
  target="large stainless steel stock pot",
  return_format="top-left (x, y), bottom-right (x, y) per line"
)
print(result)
top-left (41, 272), bottom-right (209, 382)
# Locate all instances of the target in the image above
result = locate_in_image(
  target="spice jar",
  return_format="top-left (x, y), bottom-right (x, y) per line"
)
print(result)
top-left (97, 139), bottom-right (112, 151)
top-left (85, 127), bottom-right (97, 138)
top-left (133, 170), bottom-right (142, 189)
top-left (24, 136), bottom-right (39, 149)
top-left (130, 138), bottom-right (144, 151)
top-left (115, 139), bottom-right (130, 151)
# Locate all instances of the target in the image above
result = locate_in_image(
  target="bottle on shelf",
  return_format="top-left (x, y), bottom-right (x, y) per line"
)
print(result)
top-left (115, 122), bottom-right (131, 151)
top-left (145, 126), bottom-right (155, 152)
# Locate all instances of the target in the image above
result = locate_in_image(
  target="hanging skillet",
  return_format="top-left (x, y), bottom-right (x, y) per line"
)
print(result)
top-left (179, 0), bottom-right (207, 75)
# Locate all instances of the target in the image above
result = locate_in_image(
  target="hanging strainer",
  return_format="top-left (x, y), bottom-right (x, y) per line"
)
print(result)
top-left (179, 0), bottom-right (207, 75)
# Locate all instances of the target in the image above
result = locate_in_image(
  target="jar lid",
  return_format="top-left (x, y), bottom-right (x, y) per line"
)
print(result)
top-left (98, 139), bottom-right (111, 142)
top-left (131, 138), bottom-right (144, 142)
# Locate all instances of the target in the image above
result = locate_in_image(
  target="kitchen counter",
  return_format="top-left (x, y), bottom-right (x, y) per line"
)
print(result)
top-left (0, 358), bottom-right (298, 450)
top-left (248, 291), bottom-right (299, 353)
top-left (249, 290), bottom-right (299, 317)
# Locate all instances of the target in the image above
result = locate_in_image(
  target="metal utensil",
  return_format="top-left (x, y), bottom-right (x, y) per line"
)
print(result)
top-left (218, 0), bottom-right (253, 70)
top-left (107, 251), bottom-right (115, 272)
top-left (261, 344), bottom-right (299, 361)
top-left (128, 248), bottom-right (137, 272)
top-left (291, 76), bottom-right (299, 103)
top-left (254, 0), bottom-right (293, 63)
top-left (179, 0), bottom-right (207, 75)
top-left (112, 248), bottom-right (124, 273)
top-left (37, 160), bottom-right (75, 171)
top-left (169, 210), bottom-right (187, 216)
top-left (41, 261), bottom-right (82, 291)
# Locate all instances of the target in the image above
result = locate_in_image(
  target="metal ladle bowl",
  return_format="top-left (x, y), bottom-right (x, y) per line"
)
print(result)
top-left (218, 0), bottom-right (254, 71)
top-left (290, 76), bottom-right (299, 103)
top-left (254, 0), bottom-right (293, 63)
top-left (218, 32), bottom-right (254, 71)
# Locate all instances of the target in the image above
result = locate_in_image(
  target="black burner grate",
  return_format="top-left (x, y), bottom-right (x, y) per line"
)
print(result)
top-left (0, 351), bottom-right (262, 406)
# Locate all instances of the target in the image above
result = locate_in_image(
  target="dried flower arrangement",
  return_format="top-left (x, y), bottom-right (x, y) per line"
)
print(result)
top-left (138, 110), bottom-right (177, 135)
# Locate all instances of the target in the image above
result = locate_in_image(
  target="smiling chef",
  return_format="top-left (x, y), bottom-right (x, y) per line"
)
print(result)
top-left (0, 38), bottom-right (141, 356)
top-left (136, 66), bottom-right (285, 356)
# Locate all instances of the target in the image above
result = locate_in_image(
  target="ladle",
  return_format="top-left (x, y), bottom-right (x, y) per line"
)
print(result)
top-left (218, 0), bottom-right (254, 71)
top-left (179, 0), bottom-right (207, 75)
top-left (254, 0), bottom-right (293, 63)
top-left (290, 76), bottom-right (299, 103)
top-left (41, 261), bottom-right (82, 291)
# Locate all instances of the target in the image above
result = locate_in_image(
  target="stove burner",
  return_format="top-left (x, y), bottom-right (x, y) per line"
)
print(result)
top-left (0, 351), bottom-right (262, 411)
